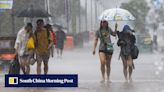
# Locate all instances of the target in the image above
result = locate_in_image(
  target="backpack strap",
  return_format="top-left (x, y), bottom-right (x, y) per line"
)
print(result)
top-left (99, 30), bottom-right (106, 44)
top-left (34, 31), bottom-right (38, 48)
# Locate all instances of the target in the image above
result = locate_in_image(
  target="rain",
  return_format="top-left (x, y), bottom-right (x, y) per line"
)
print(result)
top-left (0, 0), bottom-right (164, 92)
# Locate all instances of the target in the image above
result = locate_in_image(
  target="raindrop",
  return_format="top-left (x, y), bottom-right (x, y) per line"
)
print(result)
top-left (154, 61), bottom-right (159, 66)
top-left (155, 71), bottom-right (159, 75)
top-left (158, 66), bottom-right (163, 71)
top-left (160, 62), bottom-right (164, 66)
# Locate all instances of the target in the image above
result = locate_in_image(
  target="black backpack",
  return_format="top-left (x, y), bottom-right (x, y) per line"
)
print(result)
top-left (8, 55), bottom-right (20, 74)
top-left (131, 45), bottom-right (139, 59)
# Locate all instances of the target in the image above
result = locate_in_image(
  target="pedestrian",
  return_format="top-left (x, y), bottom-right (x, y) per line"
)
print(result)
top-left (55, 27), bottom-right (66, 58)
top-left (45, 24), bottom-right (56, 58)
top-left (14, 23), bottom-right (33, 74)
top-left (93, 20), bottom-right (117, 83)
top-left (117, 25), bottom-right (136, 82)
top-left (34, 19), bottom-right (51, 74)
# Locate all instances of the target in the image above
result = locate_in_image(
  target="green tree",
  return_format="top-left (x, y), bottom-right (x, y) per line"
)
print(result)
top-left (120, 0), bottom-right (150, 34)
top-left (0, 0), bottom-right (45, 36)
top-left (156, 7), bottom-right (164, 23)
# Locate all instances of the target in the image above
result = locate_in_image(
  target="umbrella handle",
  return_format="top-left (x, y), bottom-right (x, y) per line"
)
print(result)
top-left (115, 23), bottom-right (118, 31)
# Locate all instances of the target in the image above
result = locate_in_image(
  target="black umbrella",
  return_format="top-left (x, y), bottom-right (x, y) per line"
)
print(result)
top-left (15, 5), bottom-right (51, 18)
top-left (53, 24), bottom-right (64, 29)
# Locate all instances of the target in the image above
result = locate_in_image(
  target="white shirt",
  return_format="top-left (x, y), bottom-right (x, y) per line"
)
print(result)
top-left (14, 27), bottom-right (29, 56)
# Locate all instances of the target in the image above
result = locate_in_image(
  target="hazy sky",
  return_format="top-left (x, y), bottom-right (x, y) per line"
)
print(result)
top-left (80, 0), bottom-right (128, 9)
top-left (103, 0), bottom-right (129, 8)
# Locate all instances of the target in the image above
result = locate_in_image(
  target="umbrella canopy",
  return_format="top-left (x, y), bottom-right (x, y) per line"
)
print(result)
top-left (53, 24), bottom-right (64, 29)
top-left (15, 6), bottom-right (51, 18)
top-left (99, 8), bottom-right (136, 21)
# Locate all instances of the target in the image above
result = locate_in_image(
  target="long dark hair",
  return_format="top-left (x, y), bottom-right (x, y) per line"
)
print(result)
top-left (99, 20), bottom-right (109, 31)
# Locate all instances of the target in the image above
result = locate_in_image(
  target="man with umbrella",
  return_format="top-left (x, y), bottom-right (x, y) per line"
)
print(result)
top-left (16, 6), bottom-right (52, 74)
top-left (34, 19), bottom-right (52, 74)
top-left (14, 23), bottom-right (33, 74)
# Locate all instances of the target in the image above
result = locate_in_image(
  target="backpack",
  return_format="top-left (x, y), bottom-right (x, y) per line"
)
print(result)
top-left (34, 28), bottom-right (50, 47)
top-left (26, 37), bottom-right (35, 49)
top-left (8, 55), bottom-right (20, 74)
top-left (51, 31), bottom-right (56, 45)
top-left (131, 45), bottom-right (139, 59)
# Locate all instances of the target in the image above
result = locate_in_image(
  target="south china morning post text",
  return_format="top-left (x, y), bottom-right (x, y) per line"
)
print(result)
top-left (19, 78), bottom-right (74, 84)
top-left (5, 74), bottom-right (78, 87)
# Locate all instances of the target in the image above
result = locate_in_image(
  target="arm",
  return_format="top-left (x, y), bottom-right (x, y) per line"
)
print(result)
top-left (110, 23), bottom-right (118, 36)
top-left (14, 32), bottom-right (21, 53)
top-left (117, 31), bottom-right (124, 46)
top-left (110, 30), bottom-right (117, 36)
top-left (93, 37), bottom-right (98, 55)
top-left (48, 32), bottom-right (54, 49)
top-left (131, 34), bottom-right (136, 44)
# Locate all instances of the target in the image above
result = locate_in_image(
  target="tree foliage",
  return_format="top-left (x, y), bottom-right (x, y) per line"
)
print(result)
top-left (0, 0), bottom-right (85, 36)
top-left (120, 0), bottom-right (150, 33)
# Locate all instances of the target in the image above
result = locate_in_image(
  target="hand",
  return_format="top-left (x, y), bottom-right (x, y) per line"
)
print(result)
top-left (48, 45), bottom-right (51, 50)
top-left (14, 48), bottom-right (18, 55)
top-left (93, 50), bottom-right (96, 55)
top-left (115, 23), bottom-right (118, 29)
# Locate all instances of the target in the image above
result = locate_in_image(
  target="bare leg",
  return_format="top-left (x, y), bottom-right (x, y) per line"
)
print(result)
top-left (106, 54), bottom-right (112, 82)
top-left (61, 49), bottom-right (63, 57)
top-left (19, 57), bottom-right (26, 74)
top-left (127, 56), bottom-right (133, 82)
top-left (129, 66), bottom-right (133, 82)
top-left (43, 61), bottom-right (48, 74)
top-left (101, 64), bottom-right (105, 80)
top-left (20, 65), bottom-right (26, 74)
top-left (57, 49), bottom-right (59, 57)
top-left (37, 62), bottom-right (42, 74)
top-left (99, 52), bottom-right (106, 83)
top-left (25, 58), bottom-right (30, 74)
top-left (26, 65), bottom-right (30, 74)
top-left (121, 56), bottom-right (128, 81)
top-left (52, 46), bottom-right (54, 57)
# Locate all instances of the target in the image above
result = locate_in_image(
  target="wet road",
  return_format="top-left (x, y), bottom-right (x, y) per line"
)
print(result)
top-left (0, 47), bottom-right (164, 92)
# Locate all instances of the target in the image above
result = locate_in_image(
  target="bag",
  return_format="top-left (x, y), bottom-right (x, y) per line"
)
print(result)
top-left (131, 45), bottom-right (139, 59)
top-left (29, 58), bottom-right (36, 65)
top-left (105, 43), bottom-right (114, 52)
top-left (8, 55), bottom-right (20, 74)
top-left (27, 52), bottom-right (36, 65)
top-left (26, 37), bottom-right (35, 49)
top-left (51, 31), bottom-right (56, 45)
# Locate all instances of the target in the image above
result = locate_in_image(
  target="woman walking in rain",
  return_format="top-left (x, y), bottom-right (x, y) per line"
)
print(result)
top-left (55, 27), bottom-right (66, 58)
top-left (117, 25), bottom-right (136, 82)
top-left (93, 20), bottom-right (117, 83)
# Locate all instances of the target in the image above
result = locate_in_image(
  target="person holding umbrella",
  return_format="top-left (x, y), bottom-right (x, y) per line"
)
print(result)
top-left (34, 19), bottom-right (52, 74)
top-left (93, 20), bottom-right (117, 83)
top-left (14, 23), bottom-right (33, 74)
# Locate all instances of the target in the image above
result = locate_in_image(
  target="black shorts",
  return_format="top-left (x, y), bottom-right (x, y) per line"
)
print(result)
top-left (99, 50), bottom-right (113, 55)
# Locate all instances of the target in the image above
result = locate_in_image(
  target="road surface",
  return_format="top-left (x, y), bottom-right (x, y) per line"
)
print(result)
top-left (0, 47), bottom-right (164, 92)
